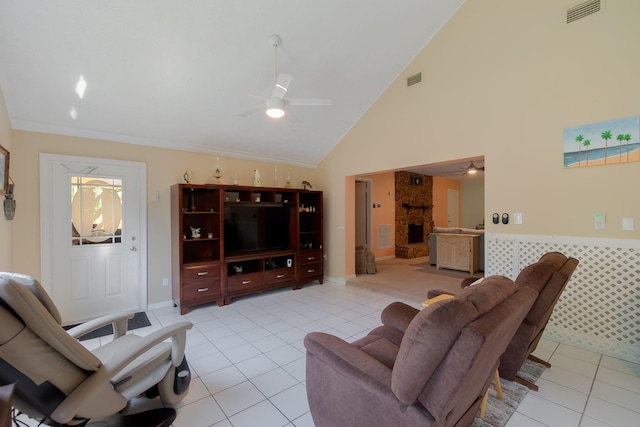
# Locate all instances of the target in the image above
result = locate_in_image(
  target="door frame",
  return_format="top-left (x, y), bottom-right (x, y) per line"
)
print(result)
top-left (354, 178), bottom-right (372, 252)
top-left (39, 153), bottom-right (148, 312)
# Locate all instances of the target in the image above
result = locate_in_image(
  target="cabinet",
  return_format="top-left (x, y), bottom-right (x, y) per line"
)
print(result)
top-left (297, 191), bottom-right (324, 284)
top-left (171, 184), bottom-right (323, 313)
top-left (436, 233), bottom-right (479, 274)
top-left (171, 185), bottom-right (224, 314)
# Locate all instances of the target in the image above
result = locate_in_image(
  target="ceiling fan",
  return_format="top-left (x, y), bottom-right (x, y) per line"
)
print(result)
top-left (463, 160), bottom-right (485, 174)
top-left (239, 34), bottom-right (332, 119)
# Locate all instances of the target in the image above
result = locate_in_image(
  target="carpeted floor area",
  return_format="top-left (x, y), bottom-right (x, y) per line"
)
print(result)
top-left (347, 256), bottom-right (483, 303)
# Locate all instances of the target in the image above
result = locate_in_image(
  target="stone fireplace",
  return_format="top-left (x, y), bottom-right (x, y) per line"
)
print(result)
top-left (395, 171), bottom-right (433, 259)
top-left (408, 224), bottom-right (424, 244)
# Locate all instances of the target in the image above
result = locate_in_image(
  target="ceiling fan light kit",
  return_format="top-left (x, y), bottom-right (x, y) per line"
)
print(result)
top-left (266, 97), bottom-right (286, 118)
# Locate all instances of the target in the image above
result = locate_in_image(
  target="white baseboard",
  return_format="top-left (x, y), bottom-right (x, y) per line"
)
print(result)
top-left (147, 300), bottom-right (175, 311)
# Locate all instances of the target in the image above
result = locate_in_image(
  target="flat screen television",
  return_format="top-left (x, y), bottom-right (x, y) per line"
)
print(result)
top-left (224, 203), bottom-right (290, 255)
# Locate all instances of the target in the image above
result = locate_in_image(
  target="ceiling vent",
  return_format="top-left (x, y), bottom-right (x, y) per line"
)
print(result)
top-left (567, 0), bottom-right (601, 24)
top-left (407, 72), bottom-right (422, 87)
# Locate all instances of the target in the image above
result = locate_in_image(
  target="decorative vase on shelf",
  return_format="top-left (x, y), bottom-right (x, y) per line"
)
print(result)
top-left (253, 169), bottom-right (261, 186)
top-left (190, 190), bottom-right (196, 212)
top-left (284, 171), bottom-right (292, 188)
top-left (213, 157), bottom-right (223, 183)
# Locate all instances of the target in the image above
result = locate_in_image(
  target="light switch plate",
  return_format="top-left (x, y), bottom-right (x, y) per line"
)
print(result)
top-left (514, 213), bottom-right (523, 225)
top-left (622, 218), bottom-right (634, 231)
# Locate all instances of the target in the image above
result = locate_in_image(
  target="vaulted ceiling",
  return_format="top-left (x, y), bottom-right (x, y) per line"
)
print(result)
top-left (0, 1), bottom-right (465, 168)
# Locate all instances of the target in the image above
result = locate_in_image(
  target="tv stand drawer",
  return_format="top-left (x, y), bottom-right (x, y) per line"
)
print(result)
top-left (183, 262), bottom-right (220, 282)
top-left (264, 268), bottom-right (295, 285)
top-left (183, 279), bottom-right (221, 302)
top-left (299, 250), bottom-right (322, 265)
top-left (299, 263), bottom-right (322, 279)
top-left (228, 272), bottom-right (263, 292)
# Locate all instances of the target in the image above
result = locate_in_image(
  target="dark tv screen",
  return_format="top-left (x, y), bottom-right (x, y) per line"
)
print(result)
top-left (224, 204), bottom-right (289, 255)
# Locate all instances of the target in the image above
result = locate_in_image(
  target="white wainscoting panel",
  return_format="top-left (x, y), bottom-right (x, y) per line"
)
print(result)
top-left (486, 233), bottom-right (640, 364)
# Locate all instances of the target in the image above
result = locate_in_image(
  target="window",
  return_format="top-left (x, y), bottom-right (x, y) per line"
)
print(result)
top-left (71, 177), bottom-right (123, 245)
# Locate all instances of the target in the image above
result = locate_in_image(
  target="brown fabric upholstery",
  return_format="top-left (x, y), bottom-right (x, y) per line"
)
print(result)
top-left (499, 253), bottom-right (579, 381)
top-left (425, 252), bottom-right (579, 384)
top-left (304, 276), bottom-right (537, 427)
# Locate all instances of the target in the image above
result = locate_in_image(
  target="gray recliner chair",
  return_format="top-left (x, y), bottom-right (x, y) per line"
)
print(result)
top-left (0, 272), bottom-right (192, 427)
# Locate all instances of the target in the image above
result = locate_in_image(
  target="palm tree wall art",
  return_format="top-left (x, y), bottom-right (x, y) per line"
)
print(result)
top-left (563, 116), bottom-right (639, 168)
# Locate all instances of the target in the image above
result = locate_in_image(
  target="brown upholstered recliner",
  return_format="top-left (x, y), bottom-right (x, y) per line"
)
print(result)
top-left (0, 273), bottom-right (193, 427)
top-left (304, 276), bottom-right (537, 427)
top-left (498, 252), bottom-right (579, 389)
top-left (432, 251), bottom-right (579, 390)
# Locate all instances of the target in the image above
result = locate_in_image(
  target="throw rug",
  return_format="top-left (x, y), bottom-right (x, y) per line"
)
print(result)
top-left (471, 359), bottom-right (546, 427)
top-left (63, 312), bottom-right (152, 341)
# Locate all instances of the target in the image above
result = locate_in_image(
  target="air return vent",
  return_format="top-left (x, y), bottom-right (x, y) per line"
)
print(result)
top-left (567, 0), bottom-right (601, 24)
top-left (407, 72), bottom-right (422, 87)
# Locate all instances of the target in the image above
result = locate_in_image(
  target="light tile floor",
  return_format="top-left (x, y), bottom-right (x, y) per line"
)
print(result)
top-left (18, 282), bottom-right (640, 426)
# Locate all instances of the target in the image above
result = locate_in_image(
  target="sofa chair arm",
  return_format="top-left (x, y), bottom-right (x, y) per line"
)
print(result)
top-left (66, 312), bottom-right (135, 340)
top-left (461, 276), bottom-right (481, 289)
top-left (51, 321), bottom-right (192, 424)
top-left (305, 332), bottom-right (393, 391)
top-left (99, 321), bottom-right (193, 375)
top-left (379, 302), bottom-right (420, 335)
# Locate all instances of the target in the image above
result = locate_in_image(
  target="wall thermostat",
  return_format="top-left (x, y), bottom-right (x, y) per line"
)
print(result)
top-left (502, 213), bottom-right (509, 224)
top-left (492, 213), bottom-right (499, 224)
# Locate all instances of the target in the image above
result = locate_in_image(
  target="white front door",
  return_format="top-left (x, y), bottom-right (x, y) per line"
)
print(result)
top-left (40, 154), bottom-right (147, 325)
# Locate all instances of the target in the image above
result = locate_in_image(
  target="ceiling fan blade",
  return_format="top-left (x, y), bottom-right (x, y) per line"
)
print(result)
top-left (271, 73), bottom-right (293, 99)
top-left (237, 104), bottom-right (263, 118)
top-left (286, 98), bottom-right (333, 106)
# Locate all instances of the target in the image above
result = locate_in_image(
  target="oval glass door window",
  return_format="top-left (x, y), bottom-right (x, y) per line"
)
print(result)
top-left (71, 177), bottom-right (123, 244)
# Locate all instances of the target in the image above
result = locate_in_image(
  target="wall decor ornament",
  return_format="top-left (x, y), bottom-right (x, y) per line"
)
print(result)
top-left (563, 115), bottom-right (639, 168)
top-left (213, 157), bottom-right (223, 183)
top-left (0, 144), bottom-right (9, 196)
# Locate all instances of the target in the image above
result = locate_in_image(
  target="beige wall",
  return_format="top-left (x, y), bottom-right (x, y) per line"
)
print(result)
top-left (368, 172), bottom-right (395, 259)
top-left (3, 0), bottom-right (640, 296)
top-left (0, 88), bottom-right (12, 271)
top-left (317, 0), bottom-right (640, 280)
top-left (9, 130), bottom-right (317, 304)
top-left (432, 177), bottom-right (461, 228)
top-left (461, 178), bottom-right (484, 229)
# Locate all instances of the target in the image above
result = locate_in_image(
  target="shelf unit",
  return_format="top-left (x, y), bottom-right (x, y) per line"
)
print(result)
top-left (171, 184), bottom-right (323, 313)
top-left (297, 191), bottom-right (324, 284)
top-left (171, 185), bottom-right (224, 314)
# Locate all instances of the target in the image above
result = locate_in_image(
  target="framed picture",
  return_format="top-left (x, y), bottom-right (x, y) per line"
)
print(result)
top-left (0, 144), bottom-right (9, 196)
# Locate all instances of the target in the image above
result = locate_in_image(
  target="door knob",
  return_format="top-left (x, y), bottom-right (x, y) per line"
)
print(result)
top-left (129, 246), bottom-right (137, 251)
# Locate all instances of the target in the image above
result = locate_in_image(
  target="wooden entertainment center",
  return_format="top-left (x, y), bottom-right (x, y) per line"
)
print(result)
top-left (171, 183), bottom-right (323, 314)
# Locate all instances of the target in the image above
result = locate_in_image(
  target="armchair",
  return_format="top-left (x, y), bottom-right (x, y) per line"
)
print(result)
top-left (499, 252), bottom-right (579, 389)
top-left (0, 272), bottom-right (192, 426)
top-left (427, 252), bottom-right (579, 390)
top-left (304, 276), bottom-right (537, 427)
